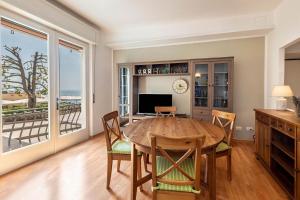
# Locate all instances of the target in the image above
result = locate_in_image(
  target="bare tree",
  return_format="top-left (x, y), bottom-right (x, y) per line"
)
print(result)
top-left (2, 45), bottom-right (48, 108)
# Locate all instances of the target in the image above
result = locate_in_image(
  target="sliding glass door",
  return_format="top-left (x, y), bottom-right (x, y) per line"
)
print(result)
top-left (55, 33), bottom-right (89, 151)
top-left (0, 10), bottom-right (90, 174)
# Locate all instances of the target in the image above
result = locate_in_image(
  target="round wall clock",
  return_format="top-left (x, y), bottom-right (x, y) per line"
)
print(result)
top-left (172, 79), bottom-right (188, 94)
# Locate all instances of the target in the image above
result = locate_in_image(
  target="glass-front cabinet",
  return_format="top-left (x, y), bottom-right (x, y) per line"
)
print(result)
top-left (213, 62), bottom-right (229, 108)
top-left (192, 58), bottom-right (233, 121)
top-left (194, 63), bottom-right (210, 108)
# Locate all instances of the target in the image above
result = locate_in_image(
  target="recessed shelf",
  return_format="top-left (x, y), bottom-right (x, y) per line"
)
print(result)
top-left (271, 154), bottom-right (294, 177)
top-left (271, 141), bottom-right (295, 159)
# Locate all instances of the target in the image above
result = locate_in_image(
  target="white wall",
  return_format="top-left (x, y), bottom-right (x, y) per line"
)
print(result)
top-left (92, 33), bottom-right (113, 134)
top-left (265, 0), bottom-right (300, 108)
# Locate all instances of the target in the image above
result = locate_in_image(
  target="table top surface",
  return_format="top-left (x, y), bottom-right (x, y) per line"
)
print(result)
top-left (123, 117), bottom-right (225, 150)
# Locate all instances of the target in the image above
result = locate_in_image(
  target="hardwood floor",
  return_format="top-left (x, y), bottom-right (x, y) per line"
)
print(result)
top-left (0, 134), bottom-right (288, 200)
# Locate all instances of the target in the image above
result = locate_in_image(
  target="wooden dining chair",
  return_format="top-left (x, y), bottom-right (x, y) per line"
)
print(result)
top-left (150, 133), bottom-right (206, 200)
top-left (102, 111), bottom-right (143, 189)
top-left (211, 109), bottom-right (236, 181)
top-left (155, 106), bottom-right (177, 117)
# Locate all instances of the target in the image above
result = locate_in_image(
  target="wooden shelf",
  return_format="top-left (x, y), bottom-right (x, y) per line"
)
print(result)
top-left (271, 163), bottom-right (294, 198)
top-left (271, 140), bottom-right (295, 159)
top-left (133, 73), bottom-right (190, 77)
top-left (271, 154), bottom-right (295, 177)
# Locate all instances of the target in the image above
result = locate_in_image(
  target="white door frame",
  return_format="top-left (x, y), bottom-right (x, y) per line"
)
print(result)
top-left (54, 32), bottom-right (90, 152)
top-left (0, 8), bottom-right (55, 175)
top-left (0, 9), bottom-right (91, 175)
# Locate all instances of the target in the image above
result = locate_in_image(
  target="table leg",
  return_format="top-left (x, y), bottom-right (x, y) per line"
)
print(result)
top-left (207, 148), bottom-right (216, 200)
top-left (131, 143), bottom-right (138, 200)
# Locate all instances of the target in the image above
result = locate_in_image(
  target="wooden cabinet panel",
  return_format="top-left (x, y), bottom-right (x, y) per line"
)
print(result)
top-left (255, 119), bottom-right (270, 166)
top-left (264, 125), bottom-right (271, 166)
top-left (297, 172), bottom-right (300, 200)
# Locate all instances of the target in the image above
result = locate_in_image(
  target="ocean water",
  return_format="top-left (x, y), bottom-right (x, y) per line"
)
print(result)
top-left (60, 90), bottom-right (81, 96)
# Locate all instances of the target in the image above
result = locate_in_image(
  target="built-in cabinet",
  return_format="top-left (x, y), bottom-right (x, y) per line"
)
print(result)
top-left (192, 58), bottom-right (233, 121)
top-left (255, 109), bottom-right (300, 200)
top-left (117, 57), bottom-right (234, 123)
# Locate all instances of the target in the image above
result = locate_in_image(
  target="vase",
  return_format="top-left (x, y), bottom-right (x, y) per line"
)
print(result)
top-left (296, 104), bottom-right (300, 118)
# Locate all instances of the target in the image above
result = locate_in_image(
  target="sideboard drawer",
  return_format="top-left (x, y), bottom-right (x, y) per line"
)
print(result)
top-left (270, 118), bottom-right (277, 128)
top-left (256, 113), bottom-right (270, 125)
top-left (193, 109), bottom-right (210, 121)
top-left (277, 120), bottom-right (285, 132)
top-left (286, 123), bottom-right (296, 138)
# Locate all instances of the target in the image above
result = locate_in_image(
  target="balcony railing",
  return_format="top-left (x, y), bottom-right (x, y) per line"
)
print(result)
top-left (2, 103), bottom-right (82, 152)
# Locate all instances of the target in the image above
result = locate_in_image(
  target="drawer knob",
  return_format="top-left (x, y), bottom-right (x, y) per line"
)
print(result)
top-left (288, 128), bottom-right (293, 132)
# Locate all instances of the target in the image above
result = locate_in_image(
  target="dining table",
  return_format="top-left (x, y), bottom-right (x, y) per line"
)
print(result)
top-left (123, 117), bottom-right (225, 200)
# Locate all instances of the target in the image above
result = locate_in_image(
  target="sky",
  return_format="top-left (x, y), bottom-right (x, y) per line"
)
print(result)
top-left (1, 25), bottom-right (82, 96)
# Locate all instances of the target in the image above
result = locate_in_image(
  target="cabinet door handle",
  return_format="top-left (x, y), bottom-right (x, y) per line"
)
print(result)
top-left (288, 128), bottom-right (293, 132)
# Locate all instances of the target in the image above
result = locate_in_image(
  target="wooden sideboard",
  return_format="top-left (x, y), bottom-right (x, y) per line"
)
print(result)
top-left (254, 109), bottom-right (300, 199)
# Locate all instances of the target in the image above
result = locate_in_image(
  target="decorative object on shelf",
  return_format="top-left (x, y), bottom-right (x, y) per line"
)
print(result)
top-left (147, 68), bottom-right (152, 74)
top-left (292, 96), bottom-right (300, 117)
top-left (195, 72), bottom-right (201, 77)
top-left (138, 69), bottom-right (142, 75)
top-left (272, 85), bottom-right (294, 110)
top-left (152, 68), bottom-right (159, 74)
top-left (172, 79), bottom-right (188, 94)
top-left (142, 69), bottom-right (147, 74)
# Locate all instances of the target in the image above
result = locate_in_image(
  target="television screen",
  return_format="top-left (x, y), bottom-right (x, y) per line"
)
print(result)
top-left (138, 94), bottom-right (172, 114)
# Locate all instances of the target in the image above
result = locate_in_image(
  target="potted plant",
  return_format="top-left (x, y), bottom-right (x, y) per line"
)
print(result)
top-left (293, 96), bottom-right (300, 117)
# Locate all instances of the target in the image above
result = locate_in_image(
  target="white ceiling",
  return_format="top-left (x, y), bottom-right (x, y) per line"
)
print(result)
top-left (55, 0), bottom-right (282, 49)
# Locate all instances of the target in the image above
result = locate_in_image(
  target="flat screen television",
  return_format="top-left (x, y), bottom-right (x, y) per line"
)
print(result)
top-left (138, 94), bottom-right (172, 114)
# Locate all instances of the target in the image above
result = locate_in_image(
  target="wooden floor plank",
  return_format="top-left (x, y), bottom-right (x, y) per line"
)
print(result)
top-left (0, 135), bottom-right (288, 200)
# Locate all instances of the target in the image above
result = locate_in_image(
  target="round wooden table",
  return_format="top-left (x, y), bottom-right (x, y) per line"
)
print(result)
top-left (123, 117), bottom-right (225, 200)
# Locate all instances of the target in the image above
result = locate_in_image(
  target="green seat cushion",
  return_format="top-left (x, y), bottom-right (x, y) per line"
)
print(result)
top-left (216, 142), bottom-right (231, 152)
top-left (155, 156), bottom-right (199, 193)
top-left (111, 140), bottom-right (131, 154)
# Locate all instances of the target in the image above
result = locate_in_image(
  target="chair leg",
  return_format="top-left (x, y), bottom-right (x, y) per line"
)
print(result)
top-left (117, 160), bottom-right (121, 172)
top-left (107, 154), bottom-right (113, 189)
top-left (137, 156), bottom-right (143, 191)
top-left (227, 151), bottom-right (232, 181)
top-left (142, 153), bottom-right (148, 173)
top-left (204, 155), bottom-right (208, 183)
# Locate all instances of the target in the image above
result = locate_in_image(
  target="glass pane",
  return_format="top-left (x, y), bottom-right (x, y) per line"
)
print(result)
top-left (59, 40), bottom-right (84, 135)
top-left (214, 63), bottom-right (229, 108)
top-left (119, 67), bottom-right (130, 123)
top-left (1, 21), bottom-right (49, 152)
top-left (194, 64), bottom-right (208, 107)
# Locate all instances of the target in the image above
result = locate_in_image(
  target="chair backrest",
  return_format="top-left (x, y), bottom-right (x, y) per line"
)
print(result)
top-left (155, 106), bottom-right (177, 117)
top-left (150, 133), bottom-right (206, 192)
top-left (102, 111), bottom-right (122, 152)
top-left (211, 110), bottom-right (236, 146)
